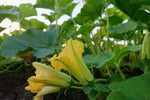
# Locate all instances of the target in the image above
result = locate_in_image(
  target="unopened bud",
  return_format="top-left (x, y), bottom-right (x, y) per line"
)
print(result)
top-left (142, 32), bottom-right (150, 59)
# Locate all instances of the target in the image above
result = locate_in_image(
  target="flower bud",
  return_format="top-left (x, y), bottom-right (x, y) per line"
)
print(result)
top-left (142, 32), bottom-right (150, 59)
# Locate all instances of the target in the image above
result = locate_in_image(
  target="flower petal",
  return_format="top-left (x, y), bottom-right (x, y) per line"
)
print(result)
top-left (33, 96), bottom-right (44, 100)
top-left (25, 76), bottom-right (45, 93)
top-left (28, 76), bottom-right (70, 87)
top-left (36, 86), bottom-right (60, 96)
top-left (49, 39), bottom-right (93, 84)
top-left (33, 62), bottom-right (71, 82)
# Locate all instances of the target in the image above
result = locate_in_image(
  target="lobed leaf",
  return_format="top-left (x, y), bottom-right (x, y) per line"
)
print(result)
top-left (1, 27), bottom-right (60, 58)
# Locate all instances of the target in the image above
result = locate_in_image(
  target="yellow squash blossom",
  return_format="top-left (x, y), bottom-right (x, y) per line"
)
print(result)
top-left (25, 62), bottom-right (71, 99)
top-left (33, 86), bottom-right (60, 100)
top-left (49, 39), bottom-right (93, 84)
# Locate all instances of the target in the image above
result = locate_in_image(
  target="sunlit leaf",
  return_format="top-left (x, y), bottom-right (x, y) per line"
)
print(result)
top-left (0, 5), bottom-right (18, 21)
top-left (20, 19), bottom-right (48, 30)
top-left (18, 3), bottom-right (37, 20)
top-left (35, 0), bottom-right (55, 10)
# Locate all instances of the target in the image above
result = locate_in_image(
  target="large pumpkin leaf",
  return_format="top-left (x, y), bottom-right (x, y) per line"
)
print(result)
top-left (83, 51), bottom-right (115, 68)
top-left (1, 27), bottom-right (60, 58)
top-left (107, 72), bottom-right (150, 100)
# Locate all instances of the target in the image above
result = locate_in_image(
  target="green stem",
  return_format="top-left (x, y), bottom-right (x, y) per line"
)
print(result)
top-left (106, 65), bottom-right (111, 76)
top-left (116, 63), bottom-right (126, 80)
top-left (144, 65), bottom-right (148, 73)
top-left (105, 1), bottom-right (110, 51)
top-left (71, 17), bottom-right (79, 29)
top-left (71, 86), bottom-right (82, 89)
top-left (83, 36), bottom-right (97, 56)
top-left (55, 0), bottom-right (59, 28)
top-left (95, 78), bottom-right (107, 82)
top-left (72, 79), bottom-right (83, 85)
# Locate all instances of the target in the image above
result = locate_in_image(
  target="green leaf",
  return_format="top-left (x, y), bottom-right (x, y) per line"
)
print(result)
top-left (109, 15), bottom-right (123, 25)
top-left (61, 3), bottom-right (77, 16)
top-left (83, 52), bottom-right (115, 68)
top-left (109, 45), bottom-right (141, 65)
top-left (128, 45), bottom-right (142, 51)
top-left (133, 10), bottom-right (150, 24)
top-left (108, 22), bottom-right (137, 34)
top-left (35, 0), bottom-right (75, 16)
top-left (130, 0), bottom-right (150, 5)
top-left (75, 24), bottom-right (95, 35)
top-left (35, 0), bottom-right (55, 10)
top-left (61, 19), bottom-right (74, 31)
top-left (75, 0), bottom-right (105, 24)
top-left (83, 83), bottom-right (110, 100)
top-left (19, 3), bottom-right (37, 20)
top-left (43, 13), bottom-right (62, 23)
top-left (0, 5), bottom-right (18, 21)
top-left (0, 27), bottom-right (5, 32)
top-left (20, 18), bottom-right (48, 30)
top-left (112, 0), bottom-right (141, 18)
top-left (112, 0), bottom-right (150, 24)
top-left (1, 26), bottom-right (60, 58)
top-left (107, 72), bottom-right (150, 100)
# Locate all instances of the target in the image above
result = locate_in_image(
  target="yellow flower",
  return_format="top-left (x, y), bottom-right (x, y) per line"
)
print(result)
top-left (25, 62), bottom-right (71, 99)
top-left (49, 39), bottom-right (93, 84)
top-left (33, 86), bottom-right (60, 100)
